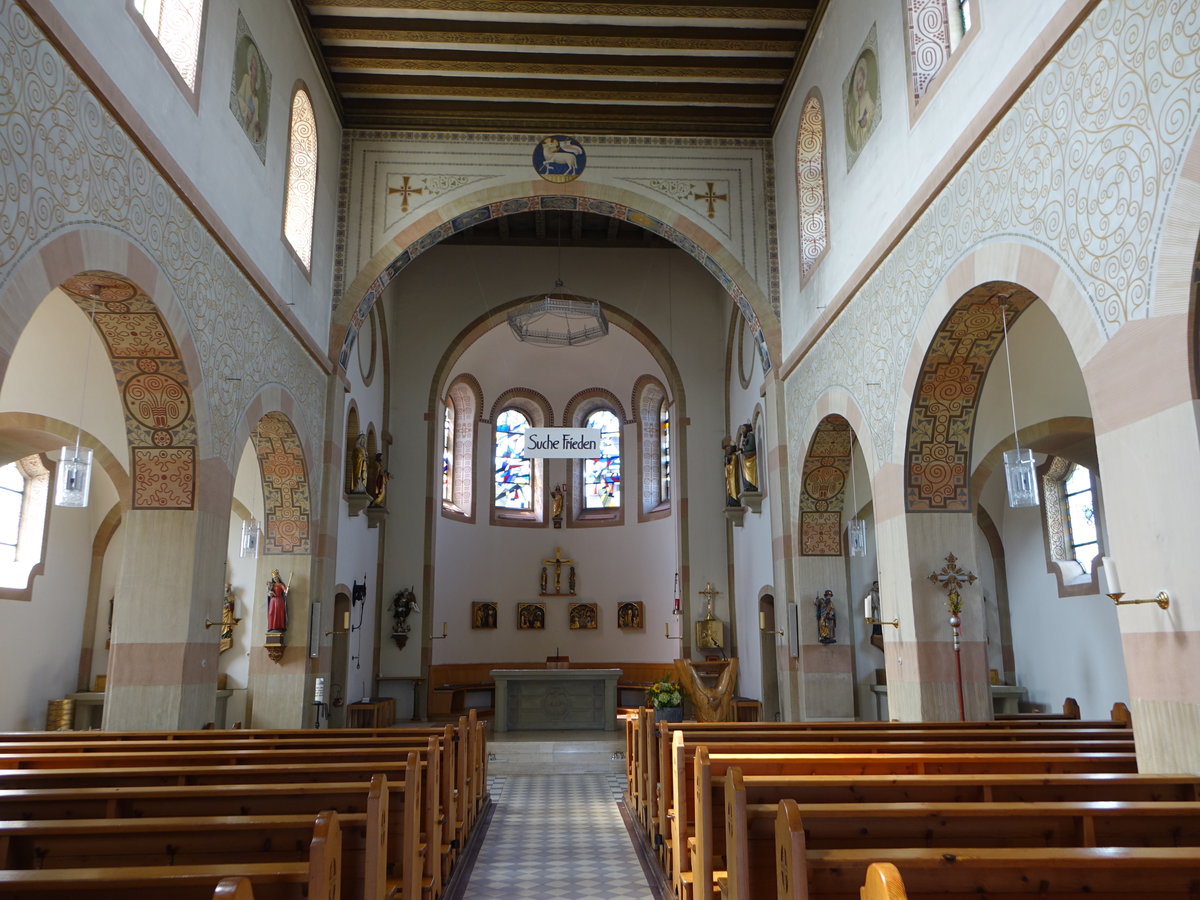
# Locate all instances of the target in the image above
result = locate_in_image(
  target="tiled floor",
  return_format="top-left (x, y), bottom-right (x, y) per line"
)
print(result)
top-left (461, 772), bottom-right (661, 900)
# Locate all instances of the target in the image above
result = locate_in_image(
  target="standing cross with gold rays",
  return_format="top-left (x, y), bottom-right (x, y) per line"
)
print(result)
top-left (927, 553), bottom-right (977, 721)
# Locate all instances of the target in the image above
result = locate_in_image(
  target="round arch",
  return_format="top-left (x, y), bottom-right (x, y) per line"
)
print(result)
top-left (333, 185), bottom-right (780, 376)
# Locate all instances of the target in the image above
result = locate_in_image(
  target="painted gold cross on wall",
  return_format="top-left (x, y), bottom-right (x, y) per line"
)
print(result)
top-left (388, 175), bottom-right (423, 213)
top-left (693, 182), bottom-right (728, 219)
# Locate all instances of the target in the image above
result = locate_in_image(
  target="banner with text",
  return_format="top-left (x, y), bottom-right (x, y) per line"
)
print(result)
top-left (523, 428), bottom-right (602, 458)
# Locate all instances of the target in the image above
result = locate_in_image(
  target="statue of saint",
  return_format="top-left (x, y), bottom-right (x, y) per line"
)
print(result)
top-left (815, 589), bottom-right (836, 643)
top-left (266, 570), bottom-right (288, 632)
top-left (219, 583), bottom-right (240, 653)
top-left (736, 423), bottom-right (758, 493)
top-left (350, 433), bottom-right (367, 493)
top-left (368, 452), bottom-right (389, 507)
top-left (723, 439), bottom-right (740, 506)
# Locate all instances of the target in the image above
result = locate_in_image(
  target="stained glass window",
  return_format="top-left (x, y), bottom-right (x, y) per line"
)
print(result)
top-left (1063, 464), bottom-right (1098, 573)
top-left (908, 0), bottom-right (975, 102)
top-left (583, 409), bottom-right (621, 509)
top-left (283, 88), bottom-right (317, 272)
top-left (659, 400), bottom-right (671, 503)
top-left (133, 0), bottom-right (205, 91)
top-left (442, 399), bottom-right (454, 504)
top-left (494, 409), bottom-right (531, 510)
top-left (796, 95), bottom-right (827, 278)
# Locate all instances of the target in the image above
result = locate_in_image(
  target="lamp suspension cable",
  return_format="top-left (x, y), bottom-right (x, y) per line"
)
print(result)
top-left (998, 297), bottom-right (1039, 507)
top-left (999, 301), bottom-right (1021, 459)
top-left (55, 292), bottom-right (98, 507)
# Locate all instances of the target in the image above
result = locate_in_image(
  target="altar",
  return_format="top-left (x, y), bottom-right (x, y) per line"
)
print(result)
top-left (490, 668), bottom-right (622, 732)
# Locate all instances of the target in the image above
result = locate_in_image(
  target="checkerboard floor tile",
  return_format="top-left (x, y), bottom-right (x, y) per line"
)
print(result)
top-left (462, 774), bottom-right (658, 900)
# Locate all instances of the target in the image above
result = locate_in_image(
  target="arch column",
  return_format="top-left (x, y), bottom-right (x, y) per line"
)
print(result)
top-left (1086, 315), bottom-right (1200, 773)
top-left (880, 505), bottom-right (991, 722)
top-left (105, 461), bottom-right (231, 730)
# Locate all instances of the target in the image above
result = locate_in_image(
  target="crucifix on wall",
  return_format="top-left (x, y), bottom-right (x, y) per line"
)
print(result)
top-left (540, 546), bottom-right (576, 596)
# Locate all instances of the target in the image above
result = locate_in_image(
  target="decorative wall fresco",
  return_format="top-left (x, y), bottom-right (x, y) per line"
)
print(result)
top-left (250, 412), bottom-right (311, 555)
top-left (787, 0), bottom-right (1200, 468)
top-left (799, 415), bottom-right (852, 556)
top-left (0, 1), bottom-right (325, 478)
top-left (904, 283), bottom-right (1037, 512)
top-left (60, 272), bottom-right (198, 510)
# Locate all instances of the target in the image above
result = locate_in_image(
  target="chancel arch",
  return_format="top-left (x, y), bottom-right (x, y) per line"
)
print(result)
top-left (334, 188), bottom-right (779, 378)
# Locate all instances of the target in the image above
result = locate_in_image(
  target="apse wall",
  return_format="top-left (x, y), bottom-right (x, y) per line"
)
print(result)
top-left (372, 242), bottom-right (733, 676)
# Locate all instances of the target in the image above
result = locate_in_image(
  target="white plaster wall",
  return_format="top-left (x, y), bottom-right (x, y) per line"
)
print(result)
top-left (728, 311), bottom-right (775, 705)
top-left (971, 302), bottom-right (1092, 464)
top-left (774, 0), bottom-right (1071, 354)
top-left (999, 493), bottom-right (1128, 718)
top-left (0, 290), bottom-right (130, 470)
top-left (38, 0), bottom-right (340, 345)
top-left (226, 441), bottom-right (265, 692)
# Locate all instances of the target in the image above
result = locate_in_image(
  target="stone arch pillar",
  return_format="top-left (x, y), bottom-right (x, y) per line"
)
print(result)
top-left (244, 411), bottom-right (316, 729)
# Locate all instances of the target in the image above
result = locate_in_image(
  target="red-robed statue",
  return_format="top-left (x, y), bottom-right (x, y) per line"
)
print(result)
top-left (266, 569), bottom-right (288, 632)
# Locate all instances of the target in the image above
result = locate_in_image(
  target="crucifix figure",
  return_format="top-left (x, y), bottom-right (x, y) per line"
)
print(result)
top-left (698, 581), bottom-right (720, 620)
top-left (542, 546), bottom-right (573, 595)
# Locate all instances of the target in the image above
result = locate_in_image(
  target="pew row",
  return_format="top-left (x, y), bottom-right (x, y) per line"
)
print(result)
top-left (0, 809), bottom-right (342, 900)
top-left (717, 767), bottom-right (1200, 900)
top-left (0, 754), bottom-right (436, 898)
top-left (774, 800), bottom-right (1200, 899)
top-left (0, 775), bottom-right (397, 900)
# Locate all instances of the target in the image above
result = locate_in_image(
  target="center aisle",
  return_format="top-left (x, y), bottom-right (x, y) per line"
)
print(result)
top-left (460, 773), bottom-right (662, 900)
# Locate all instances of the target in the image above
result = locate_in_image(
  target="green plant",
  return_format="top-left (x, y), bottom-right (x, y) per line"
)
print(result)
top-left (647, 680), bottom-right (682, 709)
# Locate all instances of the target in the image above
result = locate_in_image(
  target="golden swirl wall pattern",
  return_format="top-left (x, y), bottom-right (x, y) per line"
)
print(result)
top-left (61, 271), bottom-right (198, 510)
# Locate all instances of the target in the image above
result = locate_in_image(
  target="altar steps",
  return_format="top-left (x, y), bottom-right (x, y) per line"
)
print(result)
top-left (486, 730), bottom-right (625, 776)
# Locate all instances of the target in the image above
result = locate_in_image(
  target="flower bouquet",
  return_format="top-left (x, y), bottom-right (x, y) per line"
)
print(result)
top-left (647, 680), bottom-right (682, 710)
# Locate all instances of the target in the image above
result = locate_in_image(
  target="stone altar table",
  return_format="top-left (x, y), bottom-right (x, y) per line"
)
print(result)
top-left (491, 668), bottom-right (622, 732)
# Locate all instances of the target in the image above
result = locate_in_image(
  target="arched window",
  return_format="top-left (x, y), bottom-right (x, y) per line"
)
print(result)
top-left (583, 409), bottom-right (621, 509)
top-left (796, 93), bottom-right (828, 279)
top-left (1040, 456), bottom-right (1103, 595)
top-left (442, 399), bottom-right (455, 504)
top-left (907, 0), bottom-right (977, 105)
top-left (131, 0), bottom-right (206, 94)
top-left (495, 409), bottom-right (533, 511)
top-left (659, 400), bottom-right (671, 504)
top-left (443, 377), bottom-right (480, 522)
top-left (283, 87), bottom-right (318, 273)
top-left (0, 454), bottom-right (52, 597)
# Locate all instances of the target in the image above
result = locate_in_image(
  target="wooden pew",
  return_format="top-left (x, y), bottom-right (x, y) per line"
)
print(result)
top-left (214, 877), bottom-right (255, 899)
top-left (636, 716), bottom-right (1133, 864)
top-left (0, 776), bottom-right (394, 900)
top-left (775, 800), bottom-right (1200, 899)
top-left (0, 809), bottom-right (342, 900)
top-left (859, 862), bottom-right (905, 900)
top-left (0, 754), bottom-right (435, 899)
top-left (718, 768), bottom-right (1200, 900)
top-left (670, 739), bottom-right (1138, 900)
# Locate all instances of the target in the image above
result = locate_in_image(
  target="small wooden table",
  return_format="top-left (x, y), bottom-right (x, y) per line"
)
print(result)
top-left (347, 697), bottom-right (396, 728)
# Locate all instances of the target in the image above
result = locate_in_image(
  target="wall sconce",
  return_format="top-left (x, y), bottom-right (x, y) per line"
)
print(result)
top-left (1100, 557), bottom-right (1170, 609)
top-left (863, 593), bottom-right (899, 628)
top-left (664, 622), bottom-right (683, 640)
top-left (324, 610), bottom-right (352, 637)
top-left (759, 611), bottom-right (783, 636)
top-left (431, 622), bottom-right (449, 640)
top-left (998, 299), bottom-right (1039, 508)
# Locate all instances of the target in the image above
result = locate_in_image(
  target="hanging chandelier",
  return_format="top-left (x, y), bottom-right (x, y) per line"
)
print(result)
top-left (507, 281), bottom-right (609, 348)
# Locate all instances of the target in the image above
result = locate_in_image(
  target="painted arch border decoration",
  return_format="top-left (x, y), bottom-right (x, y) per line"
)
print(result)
top-left (335, 194), bottom-right (775, 376)
top-left (60, 271), bottom-right (199, 510)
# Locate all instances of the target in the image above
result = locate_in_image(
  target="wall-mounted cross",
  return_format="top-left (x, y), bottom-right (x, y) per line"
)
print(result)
top-left (388, 175), bottom-right (423, 213)
top-left (693, 182), bottom-right (728, 219)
